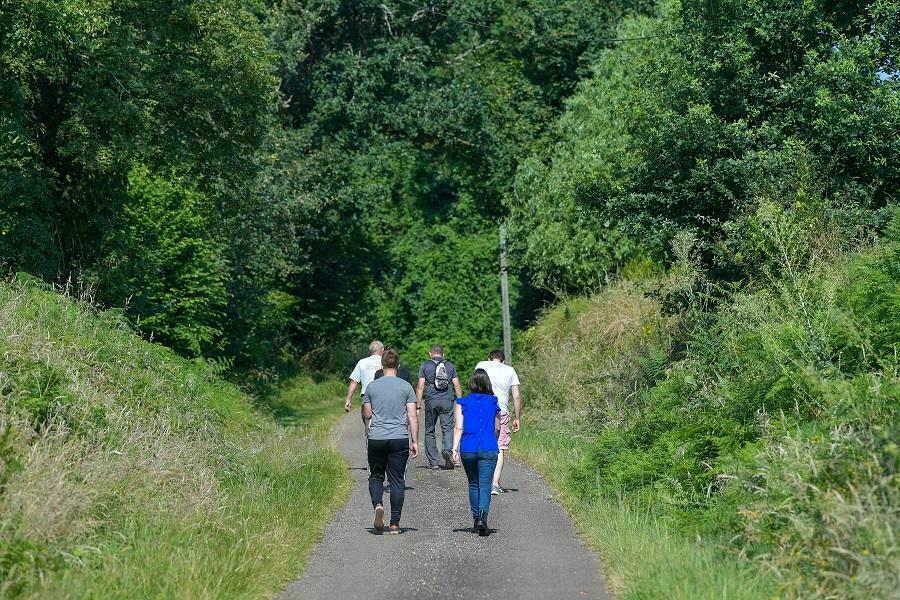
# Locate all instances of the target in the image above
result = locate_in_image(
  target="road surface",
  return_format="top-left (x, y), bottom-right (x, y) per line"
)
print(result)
top-left (279, 411), bottom-right (609, 600)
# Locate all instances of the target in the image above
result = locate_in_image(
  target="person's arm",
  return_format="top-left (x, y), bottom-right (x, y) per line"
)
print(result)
top-left (511, 384), bottom-right (521, 432)
top-left (362, 401), bottom-right (373, 420)
top-left (416, 377), bottom-right (425, 410)
top-left (344, 379), bottom-right (358, 412)
top-left (406, 402), bottom-right (419, 458)
top-left (452, 376), bottom-right (462, 399)
top-left (451, 402), bottom-right (464, 464)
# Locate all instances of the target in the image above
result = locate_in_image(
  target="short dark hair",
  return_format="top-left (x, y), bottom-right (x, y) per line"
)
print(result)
top-left (488, 349), bottom-right (505, 361)
top-left (429, 344), bottom-right (444, 355)
top-left (468, 369), bottom-right (493, 394)
top-left (382, 347), bottom-right (400, 369)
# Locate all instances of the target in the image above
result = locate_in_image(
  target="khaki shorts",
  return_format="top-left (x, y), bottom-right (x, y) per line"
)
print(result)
top-left (498, 412), bottom-right (511, 450)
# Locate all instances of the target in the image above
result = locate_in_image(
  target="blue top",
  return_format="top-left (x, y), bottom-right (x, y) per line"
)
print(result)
top-left (457, 393), bottom-right (500, 453)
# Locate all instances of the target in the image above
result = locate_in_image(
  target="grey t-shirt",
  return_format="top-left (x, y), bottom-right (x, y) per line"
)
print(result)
top-left (418, 359), bottom-right (457, 403)
top-left (364, 376), bottom-right (417, 440)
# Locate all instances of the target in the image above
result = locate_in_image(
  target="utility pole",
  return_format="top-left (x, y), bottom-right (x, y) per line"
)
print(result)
top-left (499, 224), bottom-right (512, 365)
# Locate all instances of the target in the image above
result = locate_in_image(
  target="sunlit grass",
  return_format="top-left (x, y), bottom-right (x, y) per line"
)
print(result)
top-left (512, 426), bottom-right (777, 600)
top-left (0, 276), bottom-right (350, 598)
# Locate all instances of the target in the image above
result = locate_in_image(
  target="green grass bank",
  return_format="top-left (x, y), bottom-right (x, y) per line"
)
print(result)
top-left (0, 275), bottom-right (349, 598)
top-left (511, 208), bottom-right (899, 599)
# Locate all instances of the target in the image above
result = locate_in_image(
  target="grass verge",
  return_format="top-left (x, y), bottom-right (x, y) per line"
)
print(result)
top-left (0, 275), bottom-right (350, 598)
top-left (511, 425), bottom-right (777, 600)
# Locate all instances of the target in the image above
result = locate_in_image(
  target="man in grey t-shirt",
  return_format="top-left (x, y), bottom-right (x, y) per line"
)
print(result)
top-left (416, 345), bottom-right (462, 469)
top-left (363, 348), bottom-right (419, 534)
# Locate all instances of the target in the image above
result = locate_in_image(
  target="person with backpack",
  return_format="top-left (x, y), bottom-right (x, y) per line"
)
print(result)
top-left (416, 345), bottom-right (462, 469)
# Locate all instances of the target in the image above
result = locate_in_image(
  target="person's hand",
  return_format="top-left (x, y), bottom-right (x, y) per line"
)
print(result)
top-left (452, 449), bottom-right (460, 464)
top-left (409, 441), bottom-right (419, 459)
top-left (512, 418), bottom-right (520, 433)
top-left (344, 398), bottom-right (352, 412)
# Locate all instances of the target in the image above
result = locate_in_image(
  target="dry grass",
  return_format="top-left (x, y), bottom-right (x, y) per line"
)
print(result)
top-left (519, 281), bottom-right (675, 425)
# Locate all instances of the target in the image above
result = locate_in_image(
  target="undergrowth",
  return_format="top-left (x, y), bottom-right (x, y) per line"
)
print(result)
top-left (515, 205), bottom-right (899, 598)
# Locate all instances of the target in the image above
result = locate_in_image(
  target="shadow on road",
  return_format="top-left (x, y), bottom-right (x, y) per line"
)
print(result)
top-left (365, 527), bottom-right (419, 535)
top-left (451, 528), bottom-right (498, 534)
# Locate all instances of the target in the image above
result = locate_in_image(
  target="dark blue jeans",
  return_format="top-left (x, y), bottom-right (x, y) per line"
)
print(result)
top-left (460, 450), bottom-right (499, 519)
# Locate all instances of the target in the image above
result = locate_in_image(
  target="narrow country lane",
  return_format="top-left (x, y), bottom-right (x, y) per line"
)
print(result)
top-left (279, 412), bottom-right (609, 600)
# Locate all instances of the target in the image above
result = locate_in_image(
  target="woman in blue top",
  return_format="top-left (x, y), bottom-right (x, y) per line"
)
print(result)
top-left (452, 368), bottom-right (501, 536)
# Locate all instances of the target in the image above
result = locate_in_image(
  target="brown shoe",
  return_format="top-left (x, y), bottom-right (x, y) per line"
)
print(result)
top-left (374, 505), bottom-right (384, 532)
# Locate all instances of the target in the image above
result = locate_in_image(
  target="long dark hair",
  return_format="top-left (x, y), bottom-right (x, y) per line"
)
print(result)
top-left (468, 368), bottom-right (493, 394)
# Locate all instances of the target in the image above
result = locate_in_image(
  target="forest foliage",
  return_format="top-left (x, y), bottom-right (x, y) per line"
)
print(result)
top-left (2, 0), bottom-right (898, 597)
top-left (2, 2), bottom-right (896, 367)
top-left (509, 0), bottom-right (899, 290)
top-left (2, 0), bottom-right (653, 372)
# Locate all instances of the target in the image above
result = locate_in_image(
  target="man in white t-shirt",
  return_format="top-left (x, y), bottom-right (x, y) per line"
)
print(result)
top-left (475, 349), bottom-right (521, 495)
top-left (345, 340), bottom-right (385, 433)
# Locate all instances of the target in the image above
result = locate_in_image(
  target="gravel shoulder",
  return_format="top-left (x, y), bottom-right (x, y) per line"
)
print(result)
top-left (278, 411), bottom-right (609, 600)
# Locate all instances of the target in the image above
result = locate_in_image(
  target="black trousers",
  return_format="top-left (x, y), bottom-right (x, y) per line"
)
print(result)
top-left (368, 437), bottom-right (410, 525)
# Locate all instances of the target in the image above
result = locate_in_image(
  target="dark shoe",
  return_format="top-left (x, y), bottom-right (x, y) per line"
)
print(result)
top-left (442, 449), bottom-right (454, 469)
top-left (473, 518), bottom-right (480, 534)
top-left (373, 504), bottom-right (384, 532)
top-left (388, 524), bottom-right (401, 535)
top-left (427, 463), bottom-right (441, 470)
top-left (478, 512), bottom-right (489, 537)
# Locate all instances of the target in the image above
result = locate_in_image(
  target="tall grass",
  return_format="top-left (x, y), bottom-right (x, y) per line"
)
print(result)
top-left (512, 428), bottom-right (776, 600)
top-left (512, 206), bottom-right (899, 598)
top-left (0, 274), bottom-right (349, 598)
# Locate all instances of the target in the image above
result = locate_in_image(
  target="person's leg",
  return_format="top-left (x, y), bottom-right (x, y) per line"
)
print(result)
top-left (436, 399), bottom-right (454, 467)
top-left (460, 452), bottom-right (479, 520)
top-left (478, 451), bottom-right (499, 520)
top-left (361, 402), bottom-right (370, 473)
top-left (367, 439), bottom-right (388, 509)
top-left (439, 400), bottom-right (455, 454)
top-left (385, 438), bottom-right (410, 526)
top-left (423, 400), bottom-right (440, 467)
top-left (492, 451), bottom-right (505, 485)
top-left (492, 412), bottom-right (511, 489)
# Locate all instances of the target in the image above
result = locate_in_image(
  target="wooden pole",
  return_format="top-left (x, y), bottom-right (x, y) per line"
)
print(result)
top-left (499, 224), bottom-right (512, 365)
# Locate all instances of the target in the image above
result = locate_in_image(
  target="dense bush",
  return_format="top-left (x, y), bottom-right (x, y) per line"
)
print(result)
top-left (517, 207), bottom-right (899, 597)
top-left (96, 167), bottom-right (228, 357)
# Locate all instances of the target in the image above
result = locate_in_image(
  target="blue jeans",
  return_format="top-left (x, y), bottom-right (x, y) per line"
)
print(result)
top-left (460, 450), bottom-right (499, 519)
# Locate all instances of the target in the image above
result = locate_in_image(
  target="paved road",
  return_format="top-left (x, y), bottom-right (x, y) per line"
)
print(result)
top-left (279, 412), bottom-right (609, 600)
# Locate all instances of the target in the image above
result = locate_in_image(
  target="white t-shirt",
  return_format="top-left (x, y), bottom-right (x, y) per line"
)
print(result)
top-left (475, 360), bottom-right (520, 414)
top-left (349, 354), bottom-right (383, 396)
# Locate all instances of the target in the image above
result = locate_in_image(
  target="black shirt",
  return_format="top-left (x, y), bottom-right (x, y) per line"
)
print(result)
top-left (374, 365), bottom-right (413, 386)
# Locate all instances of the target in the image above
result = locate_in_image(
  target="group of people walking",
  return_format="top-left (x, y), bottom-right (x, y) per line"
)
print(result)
top-left (343, 341), bottom-right (522, 536)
